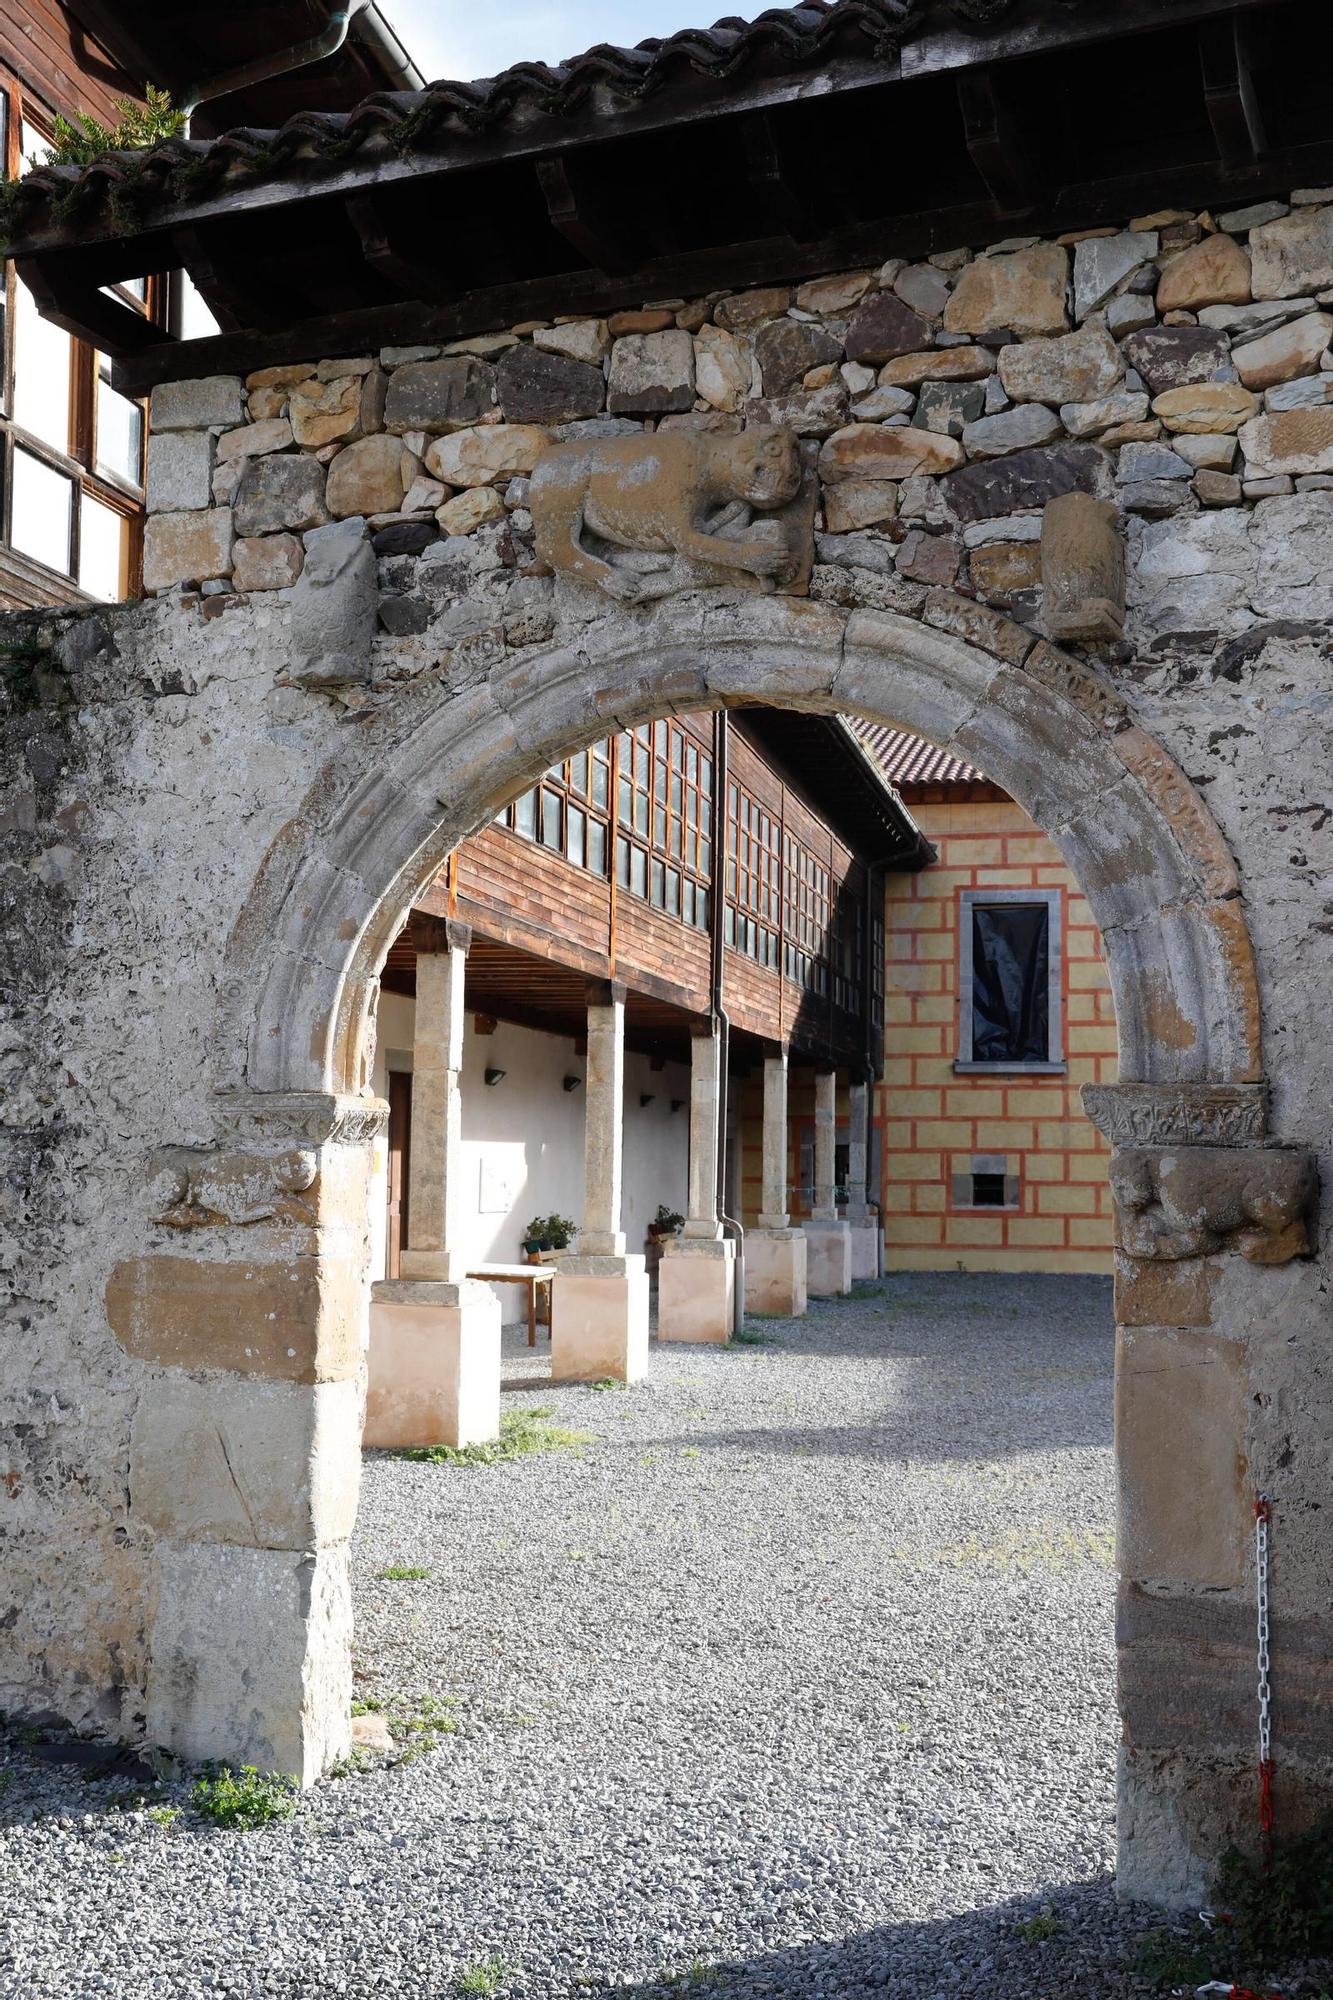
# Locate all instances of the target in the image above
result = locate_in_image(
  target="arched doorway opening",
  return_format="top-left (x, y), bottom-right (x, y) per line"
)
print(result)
top-left (158, 594), bottom-right (1267, 1906)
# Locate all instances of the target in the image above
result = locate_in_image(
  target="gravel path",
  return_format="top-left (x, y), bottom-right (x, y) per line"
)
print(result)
top-left (2, 1272), bottom-right (1172, 1999)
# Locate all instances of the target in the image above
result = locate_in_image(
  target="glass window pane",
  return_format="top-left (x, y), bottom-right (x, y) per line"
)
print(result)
top-left (78, 493), bottom-right (126, 601)
top-left (683, 880), bottom-right (695, 925)
top-left (700, 755), bottom-right (712, 797)
top-left (650, 858), bottom-right (665, 907)
top-left (653, 804), bottom-right (666, 849)
top-left (617, 776), bottom-right (632, 825)
top-left (588, 818), bottom-right (606, 876)
top-left (567, 803), bottom-right (585, 868)
top-left (634, 742), bottom-right (649, 788)
top-left (665, 869), bottom-right (680, 917)
top-left (971, 903), bottom-right (1050, 1062)
top-left (21, 120), bottom-right (52, 168)
top-left (540, 788), bottom-right (562, 850)
top-left (570, 751), bottom-right (588, 796)
top-left (630, 845), bottom-right (646, 898)
top-left (634, 791), bottom-right (648, 837)
top-left (95, 362), bottom-right (143, 486)
top-left (591, 758), bottom-right (609, 809)
top-left (13, 277), bottom-right (71, 452)
top-left (514, 788), bottom-right (536, 838)
top-left (12, 450), bottom-right (73, 574)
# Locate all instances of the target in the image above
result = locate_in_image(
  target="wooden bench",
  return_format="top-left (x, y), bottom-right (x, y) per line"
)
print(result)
top-left (466, 1264), bottom-right (556, 1347)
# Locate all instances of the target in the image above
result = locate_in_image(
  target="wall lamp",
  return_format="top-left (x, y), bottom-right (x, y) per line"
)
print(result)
top-left (562, 1075), bottom-right (582, 1092)
top-left (639, 1093), bottom-right (655, 1108)
top-left (670, 1098), bottom-right (686, 1114)
top-left (484, 1067), bottom-right (507, 1087)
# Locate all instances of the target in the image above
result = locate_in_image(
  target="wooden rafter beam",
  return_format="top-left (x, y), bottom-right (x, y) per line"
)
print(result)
top-left (346, 191), bottom-right (452, 303)
top-left (1200, 17), bottom-right (1266, 167)
top-left (957, 69), bottom-right (1037, 216)
top-left (740, 112), bottom-right (821, 245)
top-left (14, 253), bottom-right (161, 353)
top-left (536, 156), bottom-right (639, 277)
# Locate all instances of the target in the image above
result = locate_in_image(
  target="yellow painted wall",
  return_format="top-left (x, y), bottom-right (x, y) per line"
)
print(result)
top-left (877, 796), bottom-right (1116, 1274)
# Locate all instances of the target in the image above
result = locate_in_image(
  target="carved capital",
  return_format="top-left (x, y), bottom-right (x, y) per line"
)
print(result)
top-left (1040, 491), bottom-right (1125, 644)
top-left (1109, 1145), bottom-right (1319, 1265)
top-left (1083, 1081), bottom-right (1267, 1148)
top-left (213, 1089), bottom-right (389, 1149)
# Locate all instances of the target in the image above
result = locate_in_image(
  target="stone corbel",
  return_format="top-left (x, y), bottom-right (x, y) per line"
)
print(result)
top-left (1108, 1145), bottom-right (1319, 1265)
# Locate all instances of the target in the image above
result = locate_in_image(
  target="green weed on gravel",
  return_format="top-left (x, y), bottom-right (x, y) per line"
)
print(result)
top-left (190, 1765), bottom-right (295, 1829)
top-left (456, 1955), bottom-right (507, 1994)
top-left (399, 1408), bottom-right (592, 1467)
top-left (379, 1564), bottom-right (432, 1580)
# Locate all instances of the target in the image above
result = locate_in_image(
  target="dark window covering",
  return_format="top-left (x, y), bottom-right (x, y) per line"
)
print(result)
top-left (971, 903), bottom-right (1050, 1063)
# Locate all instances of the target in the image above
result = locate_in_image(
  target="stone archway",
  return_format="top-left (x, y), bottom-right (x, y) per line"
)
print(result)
top-left (141, 586), bottom-right (1304, 1907)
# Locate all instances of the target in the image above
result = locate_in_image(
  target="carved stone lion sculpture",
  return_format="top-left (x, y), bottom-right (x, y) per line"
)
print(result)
top-left (1109, 1146), bottom-right (1318, 1264)
top-left (530, 425), bottom-right (809, 602)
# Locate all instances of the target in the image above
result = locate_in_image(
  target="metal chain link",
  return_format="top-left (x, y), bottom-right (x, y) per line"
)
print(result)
top-left (1255, 1495), bottom-right (1274, 1858)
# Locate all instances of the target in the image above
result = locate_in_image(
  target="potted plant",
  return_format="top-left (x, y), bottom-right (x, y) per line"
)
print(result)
top-left (649, 1204), bottom-right (684, 1241)
top-left (523, 1215), bottom-right (553, 1254)
top-left (545, 1213), bottom-right (578, 1252)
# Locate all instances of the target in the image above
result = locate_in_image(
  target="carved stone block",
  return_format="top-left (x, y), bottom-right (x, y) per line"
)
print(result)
top-left (1110, 1146), bottom-right (1318, 1264)
top-left (1041, 490), bottom-right (1125, 642)
top-left (528, 426), bottom-right (814, 602)
top-left (1083, 1081), bottom-right (1267, 1148)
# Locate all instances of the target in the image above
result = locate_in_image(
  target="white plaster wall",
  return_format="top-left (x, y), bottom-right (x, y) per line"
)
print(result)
top-left (369, 996), bottom-right (690, 1315)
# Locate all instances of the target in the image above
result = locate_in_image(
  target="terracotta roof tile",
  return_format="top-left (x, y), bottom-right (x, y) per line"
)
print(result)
top-left (4, 0), bottom-right (1021, 238)
top-left (848, 719), bottom-right (982, 788)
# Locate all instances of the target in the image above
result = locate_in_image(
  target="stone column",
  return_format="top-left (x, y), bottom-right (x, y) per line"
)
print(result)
top-left (580, 979), bottom-right (627, 1259)
top-left (551, 980), bottom-right (648, 1382)
top-left (1086, 1080), bottom-right (1322, 1909)
top-left (120, 1091), bottom-right (388, 1783)
top-left (400, 919), bottom-right (468, 1283)
top-left (804, 1066), bottom-right (851, 1296)
top-left (659, 1022), bottom-right (736, 1343)
top-left (747, 1046), bottom-right (807, 1317)
top-left (844, 1076), bottom-right (880, 1281)
top-left (368, 916), bottom-right (500, 1450)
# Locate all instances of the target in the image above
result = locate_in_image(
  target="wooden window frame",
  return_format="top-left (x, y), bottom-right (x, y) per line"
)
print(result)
top-left (614, 720), bottom-right (711, 930)
top-left (499, 743), bottom-right (613, 878)
top-left (1, 79), bottom-right (155, 602)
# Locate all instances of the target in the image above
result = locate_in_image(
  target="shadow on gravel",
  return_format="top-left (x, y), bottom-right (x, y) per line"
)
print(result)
top-left (599, 1875), bottom-right (1162, 2000)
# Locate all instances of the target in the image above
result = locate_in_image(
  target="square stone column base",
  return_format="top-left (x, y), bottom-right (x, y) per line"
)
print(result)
top-left (365, 1279), bottom-right (501, 1449)
top-left (848, 1218), bottom-right (880, 1281)
top-left (746, 1228), bottom-right (808, 1317)
top-left (551, 1255), bottom-right (649, 1383)
top-left (803, 1219), bottom-right (852, 1297)
top-left (658, 1236), bottom-right (736, 1344)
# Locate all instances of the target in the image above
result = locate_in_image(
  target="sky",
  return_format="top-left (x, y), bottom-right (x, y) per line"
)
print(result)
top-left (379, 1), bottom-right (780, 81)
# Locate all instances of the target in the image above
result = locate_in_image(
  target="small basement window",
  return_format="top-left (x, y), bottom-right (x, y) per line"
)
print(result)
top-left (971, 1171), bottom-right (1008, 1208)
top-left (956, 887), bottom-right (1065, 1072)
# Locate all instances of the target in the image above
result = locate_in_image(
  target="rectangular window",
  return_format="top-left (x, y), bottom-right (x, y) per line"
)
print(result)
top-left (957, 888), bottom-right (1065, 1072)
top-left (1, 95), bottom-right (155, 601)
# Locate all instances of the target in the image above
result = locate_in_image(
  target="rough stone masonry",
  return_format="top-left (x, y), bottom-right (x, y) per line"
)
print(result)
top-left (1, 188), bottom-right (1332, 1909)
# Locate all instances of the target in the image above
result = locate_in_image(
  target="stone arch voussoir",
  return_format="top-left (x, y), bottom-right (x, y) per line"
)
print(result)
top-left (218, 591), bottom-right (1263, 1107)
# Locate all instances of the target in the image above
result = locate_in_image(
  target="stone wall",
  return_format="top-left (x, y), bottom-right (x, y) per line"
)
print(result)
top-left (141, 187), bottom-right (1333, 678)
top-left (881, 797), bottom-right (1118, 1274)
top-left (2, 187), bottom-right (1332, 1907)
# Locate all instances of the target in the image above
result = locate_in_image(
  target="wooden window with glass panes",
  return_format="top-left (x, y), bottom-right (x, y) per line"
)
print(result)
top-left (614, 720), bottom-right (712, 929)
top-left (724, 780), bottom-right (781, 967)
top-left (498, 741), bottom-right (612, 876)
top-left (781, 833), bottom-right (831, 997)
top-left (1, 85), bottom-right (153, 604)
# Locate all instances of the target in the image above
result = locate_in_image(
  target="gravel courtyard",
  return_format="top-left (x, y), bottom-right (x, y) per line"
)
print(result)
top-left (1, 1272), bottom-right (1161, 1999)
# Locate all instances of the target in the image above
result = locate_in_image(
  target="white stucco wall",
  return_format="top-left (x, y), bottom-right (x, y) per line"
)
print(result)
top-left (370, 994), bottom-right (690, 1317)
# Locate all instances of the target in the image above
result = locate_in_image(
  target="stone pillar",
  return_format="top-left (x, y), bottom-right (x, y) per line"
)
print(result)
top-left (580, 978), bottom-right (627, 1259)
top-left (552, 980), bottom-right (648, 1381)
top-left (1085, 1081), bottom-right (1323, 1909)
top-left (845, 1076), bottom-right (880, 1281)
top-left (659, 1022), bottom-right (736, 1343)
top-left (747, 1047), bottom-right (807, 1317)
top-left (804, 1066), bottom-right (851, 1296)
top-left (399, 918), bottom-right (468, 1283)
top-left (373, 916), bottom-right (500, 1449)
top-left (115, 1091), bottom-right (387, 1783)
